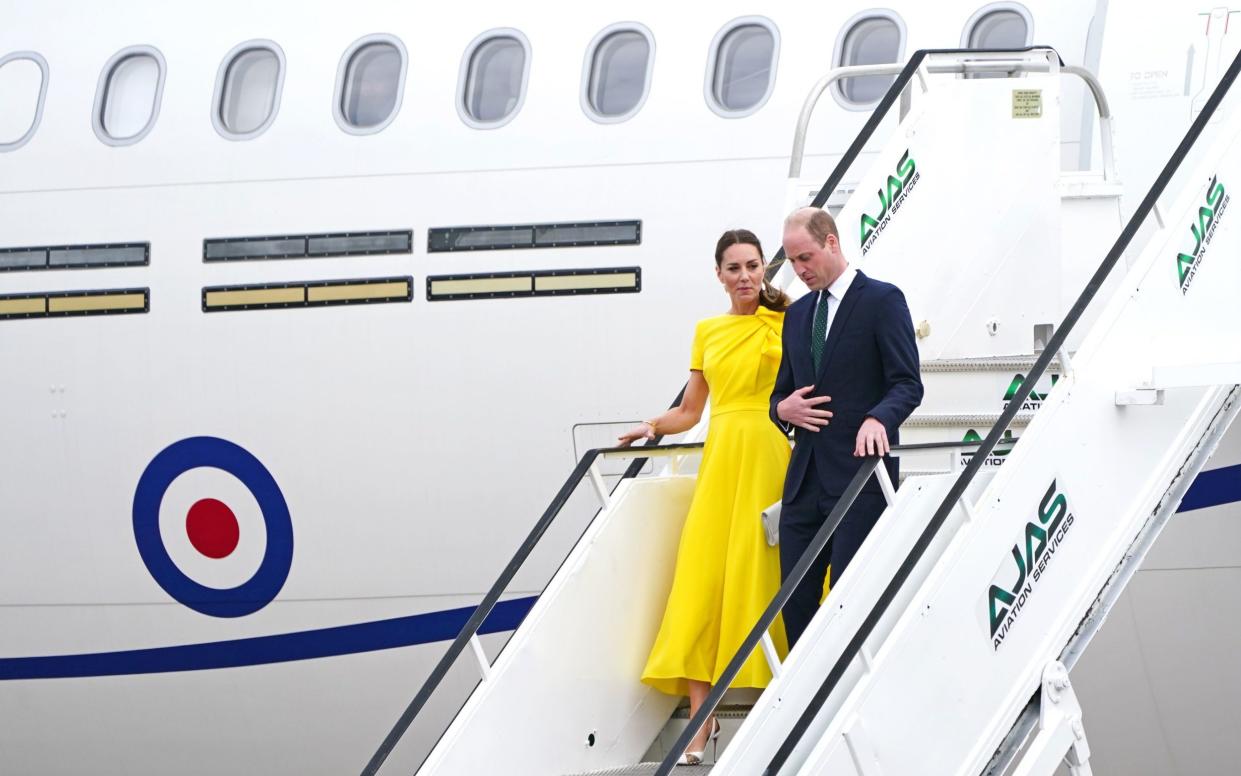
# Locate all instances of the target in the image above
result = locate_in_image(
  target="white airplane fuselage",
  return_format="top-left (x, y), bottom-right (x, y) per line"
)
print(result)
top-left (1, 1), bottom-right (1238, 773)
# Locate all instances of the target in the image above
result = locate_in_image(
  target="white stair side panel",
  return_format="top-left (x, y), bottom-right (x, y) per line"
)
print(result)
top-left (708, 471), bottom-right (995, 774)
top-left (712, 68), bottom-right (1081, 774)
top-left (839, 73), bottom-right (1064, 362)
top-left (912, 366), bottom-right (1065, 420)
top-left (1058, 174), bottom-right (1128, 351)
top-left (792, 102), bottom-right (1241, 776)
top-left (416, 476), bottom-right (696, 776)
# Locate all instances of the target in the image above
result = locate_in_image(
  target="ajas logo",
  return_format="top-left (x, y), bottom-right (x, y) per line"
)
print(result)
top-left (860, 149), bottom-right (920, 255)
top-left (1176, 174), bottom-right (1229, 294)
top-left (1002, 372), bottom-right (1060, 411)
top-left (985, 480), bottom-right (1076, 651)
top-left (960, 428), bottom-right (1017, 468)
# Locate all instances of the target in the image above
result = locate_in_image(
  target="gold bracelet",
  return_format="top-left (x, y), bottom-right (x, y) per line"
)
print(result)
top-left (645, 419), bottom-right (659, 433)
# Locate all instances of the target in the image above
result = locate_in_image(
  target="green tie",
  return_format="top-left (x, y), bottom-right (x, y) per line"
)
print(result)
top-left (811, 290), bottom-right (831, 372)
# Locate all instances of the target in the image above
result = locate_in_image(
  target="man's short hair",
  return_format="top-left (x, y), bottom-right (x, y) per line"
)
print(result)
top-left (786, 207), bottom-right (839, 247)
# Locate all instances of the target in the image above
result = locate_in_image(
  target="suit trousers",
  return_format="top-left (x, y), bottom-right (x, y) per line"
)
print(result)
top-left (778, 453), bottom-right (888, 648)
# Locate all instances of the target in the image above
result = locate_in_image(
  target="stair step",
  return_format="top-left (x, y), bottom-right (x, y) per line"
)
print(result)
top-left (903, 411), bottom-right (1034, 428)
top-left (669, 703), bottom-right (752, 720)
top-left (565, 765), bottom-right (713, 776)
top-left (921, 354), bottom-right (1061, 373)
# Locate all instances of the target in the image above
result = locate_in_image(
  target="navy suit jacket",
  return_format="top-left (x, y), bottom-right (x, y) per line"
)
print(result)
top-left (769, 271), bottom-right (923, 502)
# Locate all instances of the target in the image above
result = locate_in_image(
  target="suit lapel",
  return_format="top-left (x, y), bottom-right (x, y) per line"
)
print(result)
top-left (816, 271), bottom-right (867, 382)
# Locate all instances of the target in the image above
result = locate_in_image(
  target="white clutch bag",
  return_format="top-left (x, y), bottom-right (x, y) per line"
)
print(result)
top-left (761, 500), bottom-right (782, 546)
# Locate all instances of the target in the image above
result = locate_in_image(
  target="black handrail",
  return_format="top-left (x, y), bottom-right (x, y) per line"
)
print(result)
top-left (649, 439), bottom-right (1008, 775)
top-left (764, 45), bottom-right (1241, 775)
top-left (361, 441), bottom-right (703, 775)
top-left (653, 455), bottom-right (880, 776)
top-left (363, 432), bottom-right (992, 775)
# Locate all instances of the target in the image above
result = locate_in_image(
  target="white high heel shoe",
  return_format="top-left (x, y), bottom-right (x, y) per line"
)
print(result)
top-left (676, 718), bottom-right (720, 766)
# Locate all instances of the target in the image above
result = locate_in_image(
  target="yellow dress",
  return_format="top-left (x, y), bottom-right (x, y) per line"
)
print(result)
top-left (642, 306), bottom-right (792, 696)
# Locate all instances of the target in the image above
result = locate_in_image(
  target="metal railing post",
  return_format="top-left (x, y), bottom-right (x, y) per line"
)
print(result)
top-left (468, 635), bottom-right (491, 681)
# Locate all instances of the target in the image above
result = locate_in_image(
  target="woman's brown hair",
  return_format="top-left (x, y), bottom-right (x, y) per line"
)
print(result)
top-left (714, 229), bottom-right (791, 312)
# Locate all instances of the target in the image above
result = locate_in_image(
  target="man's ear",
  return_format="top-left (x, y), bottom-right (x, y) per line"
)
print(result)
top-left (825, 233), bottom-right (840, 252)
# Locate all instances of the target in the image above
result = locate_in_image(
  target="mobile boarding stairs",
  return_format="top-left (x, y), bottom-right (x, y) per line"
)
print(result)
top-left (362, 48), bottom-right (1241, 776)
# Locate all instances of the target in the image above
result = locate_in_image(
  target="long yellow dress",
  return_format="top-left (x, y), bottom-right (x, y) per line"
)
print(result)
top-left (642, 306), bottom-right (791, 696)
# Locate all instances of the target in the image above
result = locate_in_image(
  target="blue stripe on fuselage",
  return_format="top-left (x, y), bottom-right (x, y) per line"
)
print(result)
top-left (0, 464), bottom-right (1236, 680)
top-left (0, 596), bottom-right (535, 680)
top-left (1178, 462), bottom-right (1241, 512)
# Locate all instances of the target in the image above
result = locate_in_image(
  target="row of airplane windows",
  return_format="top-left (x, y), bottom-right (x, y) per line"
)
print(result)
top-left (0, 223), bottom-right (642, 273)
top-left (0, 4), bottom-right (1032, 151)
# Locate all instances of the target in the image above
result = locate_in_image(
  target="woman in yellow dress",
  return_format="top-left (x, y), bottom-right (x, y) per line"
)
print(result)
top-left (618, 228), bottom-right (792, 765)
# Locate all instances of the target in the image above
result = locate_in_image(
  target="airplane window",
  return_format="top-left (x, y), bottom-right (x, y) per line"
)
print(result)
top-left (709, 20), bottom-right (778, 115)
top-left (94, 47), bottom-right (166, 145)
top-left (962, 5), bottom-right (1032, 78)
top-left (585, 26), bottom-right (653, 121)
top-left (461, 32), bottom-right (530, 126)
top-left (336, 37), bottom-right (406, 133)
top-left (968, 10), bottom-right (1029, 49)
top-left (835, 12), bottom-right (906, 106)
top-left (0, 53), bottom-right (48, 151)
top-left (216, 43), bottom-right (284, 138)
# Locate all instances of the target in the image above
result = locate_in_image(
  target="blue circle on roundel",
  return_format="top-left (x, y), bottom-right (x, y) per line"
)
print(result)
top-left (132, 436), bottom-right (293, 618)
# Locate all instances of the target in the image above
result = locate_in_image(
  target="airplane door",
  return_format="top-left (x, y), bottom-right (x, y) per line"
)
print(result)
top-left (1190, 7), bottom-right (1241, 117)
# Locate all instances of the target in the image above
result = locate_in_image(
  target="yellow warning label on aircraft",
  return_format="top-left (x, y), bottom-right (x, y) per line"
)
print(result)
top-left (1012, 89), bottom-right (1042, 119)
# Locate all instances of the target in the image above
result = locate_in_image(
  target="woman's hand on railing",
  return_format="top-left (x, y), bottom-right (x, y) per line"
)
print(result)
top-left (617, 421), bottom-right (656, 447)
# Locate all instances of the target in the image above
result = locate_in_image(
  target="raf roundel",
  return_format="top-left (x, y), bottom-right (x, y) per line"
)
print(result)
top-left (132, 436), bottom-right (293, 617)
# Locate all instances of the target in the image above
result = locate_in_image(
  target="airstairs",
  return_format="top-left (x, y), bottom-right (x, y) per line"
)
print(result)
top-left (361, 48), bottom-right (1241, 776)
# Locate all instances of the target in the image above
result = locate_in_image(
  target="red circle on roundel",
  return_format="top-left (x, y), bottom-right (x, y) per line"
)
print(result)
top-left (186, 498), bottom-right (240, 559)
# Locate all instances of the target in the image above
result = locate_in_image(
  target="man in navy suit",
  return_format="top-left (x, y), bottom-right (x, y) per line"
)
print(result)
top-left (770, 207), bottom-right (923, 647)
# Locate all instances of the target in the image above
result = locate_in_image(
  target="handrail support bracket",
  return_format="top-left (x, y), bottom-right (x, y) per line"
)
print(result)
top-left (469, 634), bottom-right (491, 681)
top-left (588, 461), bottom-right (611, 508)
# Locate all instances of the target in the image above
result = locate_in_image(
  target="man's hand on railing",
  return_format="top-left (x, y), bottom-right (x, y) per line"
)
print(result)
top-left (777, 385), bottom-right (833, 432)
top-left (854, 417), bottom-right (891, 457)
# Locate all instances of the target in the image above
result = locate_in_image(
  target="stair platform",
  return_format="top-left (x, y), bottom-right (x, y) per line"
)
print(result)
top-left (567, 765), bottom-right (712, 776)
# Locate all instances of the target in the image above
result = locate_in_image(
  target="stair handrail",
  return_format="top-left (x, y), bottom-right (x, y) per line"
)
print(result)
top-left (764, 44), bottom-right (1241, 776)
top-left (364, 434), bottom-right (1007, 775)
top-left (361, 441), bottom-right (702, 775)
top-left (651, 439), bottom-right (1015, 775)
